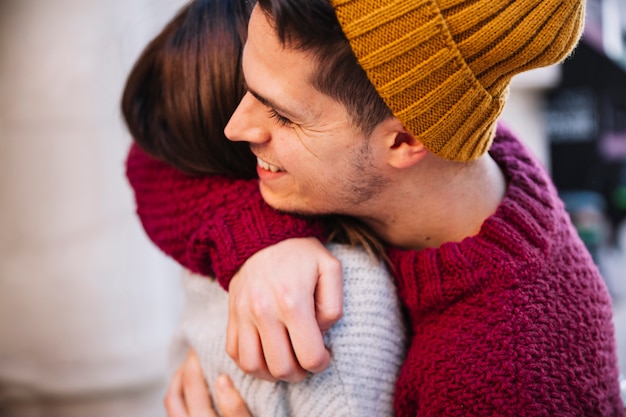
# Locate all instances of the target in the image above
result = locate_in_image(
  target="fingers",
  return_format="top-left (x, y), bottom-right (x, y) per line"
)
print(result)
top-left (214, 375), bottom-right (252, 417)
top-left (227, 286), bottom-right (276, 382)
top-left (237, 318), bottom-right (278, 382)
top-left (314, 255), bottom-right (344, 332)
top-left (182, 351), bottom-right (215, 417)
top-left (229, 291), bottom-right (305, 382)
top-left (275, 252), bottom-right (341, 375)
top-left (246, 295), bottom-right (329, 380)
top-left (284, 311), bottom-right (331, 374)
top-left (164, 370), bottom-right (189, 417)
top-left (229, 277), bottom-right (326, 381)
top-left (273, 288), bottom-right (331, 375)
top-left (164, 350), bottom-right (217, 417)
top-left (257, 320), bottom-right (307, 382)
top-left (225, 238), bottom-right (343, 382)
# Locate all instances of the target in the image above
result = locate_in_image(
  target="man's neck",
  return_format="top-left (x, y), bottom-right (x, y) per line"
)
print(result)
top-left (363, 153), bottom-right (507, 250)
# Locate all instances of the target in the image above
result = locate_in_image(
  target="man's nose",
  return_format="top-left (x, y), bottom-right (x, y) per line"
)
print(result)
top-left (224, 92), bottom-right (271, 144)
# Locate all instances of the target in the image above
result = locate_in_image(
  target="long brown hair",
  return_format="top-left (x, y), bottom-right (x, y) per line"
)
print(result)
top-left (122, 0), bottom-right (256, 178)
top-left (121, 0), bottom-right (387, 260)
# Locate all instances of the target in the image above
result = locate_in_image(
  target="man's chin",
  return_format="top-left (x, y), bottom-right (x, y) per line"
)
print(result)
top-left (265, 201), bottom-right (319, 217)
top-left (260, 192), bottom-right (322, 218)
top-left (258, 185), bottom-right (340, 217)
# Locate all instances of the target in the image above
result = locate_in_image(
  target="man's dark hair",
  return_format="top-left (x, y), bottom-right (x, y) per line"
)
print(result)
top-left (256, 0), bottom-right (392, 135)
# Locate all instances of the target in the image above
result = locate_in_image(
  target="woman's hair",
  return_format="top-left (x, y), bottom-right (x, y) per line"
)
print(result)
top-left (121, 0), bottom-right (387, 260)
top-left (121, 0), bottom-right (256, 178)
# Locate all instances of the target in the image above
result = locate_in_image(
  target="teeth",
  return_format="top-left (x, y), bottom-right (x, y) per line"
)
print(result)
top-left (257, 157), bottom-right (282, 173)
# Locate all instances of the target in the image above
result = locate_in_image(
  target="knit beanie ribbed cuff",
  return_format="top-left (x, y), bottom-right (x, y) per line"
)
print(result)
top-left (331, 0), bottom-right (585, 161)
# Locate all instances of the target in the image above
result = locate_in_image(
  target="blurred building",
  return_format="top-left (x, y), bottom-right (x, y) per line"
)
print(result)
top-left (500, 0), bottom-right (626, 388)
top-left (537, 0), bottom-right (626, 381)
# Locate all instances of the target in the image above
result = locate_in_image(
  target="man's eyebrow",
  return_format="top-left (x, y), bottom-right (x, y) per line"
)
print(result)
top-left (246, 87), bottom-right (300, 119)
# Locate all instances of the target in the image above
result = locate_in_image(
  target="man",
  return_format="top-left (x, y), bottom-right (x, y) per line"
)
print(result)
top-left (133, 0), bottom-right (624, 415)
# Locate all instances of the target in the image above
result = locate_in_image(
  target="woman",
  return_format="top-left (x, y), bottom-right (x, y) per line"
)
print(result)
top-left (122, 0), bottom-right (407, 415)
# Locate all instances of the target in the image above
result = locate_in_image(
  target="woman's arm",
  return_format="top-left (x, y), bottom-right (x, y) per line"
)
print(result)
top-left (125, 143), bottom-right (328, 289)
top-left (127, 144), bottom-right (343, 375)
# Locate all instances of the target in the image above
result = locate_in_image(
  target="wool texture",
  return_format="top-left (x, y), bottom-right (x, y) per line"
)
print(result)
top-left (330, 0), bottom-right (585, 161)
top-left (386, 125), bottom-right (624, 415)
top-left (127, 127), bottom-right (625, 416)
top-left (171, 244), bottom-right (407, 417)
top-left (125, 143), bottom-right (326, 288)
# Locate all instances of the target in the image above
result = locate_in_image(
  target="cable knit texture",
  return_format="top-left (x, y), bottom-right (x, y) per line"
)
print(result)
top-left (330, 0), bottom-right (585, 161)
top-left (171, 244), bottom-right (407, 417)
top-left (127, 126), bottom-right (624, 416)
top-left (387, 125), bottom-right (624, 416)
top-left (125, 143), bottom-right (326, 289)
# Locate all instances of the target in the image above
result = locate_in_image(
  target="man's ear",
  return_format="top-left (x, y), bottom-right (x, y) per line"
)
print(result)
top-left (384, 121), bottom-right (428, 169)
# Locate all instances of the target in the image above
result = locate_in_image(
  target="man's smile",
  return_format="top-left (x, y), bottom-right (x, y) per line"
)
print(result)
top-left (256, 156), bottom-right (284, 173)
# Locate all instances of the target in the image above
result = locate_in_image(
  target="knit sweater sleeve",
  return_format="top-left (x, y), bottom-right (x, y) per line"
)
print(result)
top-left (385, 127), bottom-right (625, 416)
top-left (125, 143), bottom-right (327, 289)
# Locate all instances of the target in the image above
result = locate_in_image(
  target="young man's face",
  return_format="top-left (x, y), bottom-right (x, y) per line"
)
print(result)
top-left (224, 5), bottom-right (389, 216)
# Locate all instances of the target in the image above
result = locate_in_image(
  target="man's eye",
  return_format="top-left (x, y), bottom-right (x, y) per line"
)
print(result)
top-left (267, 108), bottom-right (293, 127)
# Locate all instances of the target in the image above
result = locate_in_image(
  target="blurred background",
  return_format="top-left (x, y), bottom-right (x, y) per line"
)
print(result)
top-left (0, 0), bottom-right (625, 416)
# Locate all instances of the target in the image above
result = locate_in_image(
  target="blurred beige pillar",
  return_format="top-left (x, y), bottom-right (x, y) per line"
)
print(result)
top-left (0, 0), bottom-right (186, 416)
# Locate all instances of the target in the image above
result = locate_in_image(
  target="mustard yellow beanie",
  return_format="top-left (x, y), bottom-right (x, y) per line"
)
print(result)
top-left (330, 0), bottom-right (585, 161)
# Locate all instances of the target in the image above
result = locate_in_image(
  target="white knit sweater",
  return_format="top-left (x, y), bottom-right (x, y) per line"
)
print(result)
top-left (172, 243), bottom-right (407, 417)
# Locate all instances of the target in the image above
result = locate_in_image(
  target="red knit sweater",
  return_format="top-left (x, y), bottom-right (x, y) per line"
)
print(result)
top-left (125, 146), bottom-right (326, 288)
top-left (126, 126), bottom-right (624, 416)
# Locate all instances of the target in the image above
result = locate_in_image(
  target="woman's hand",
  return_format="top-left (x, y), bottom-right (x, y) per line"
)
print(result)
top-left (165, 350), bottom-right (251, 417)
top-left (226, 237), bottom-right (343, 382)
